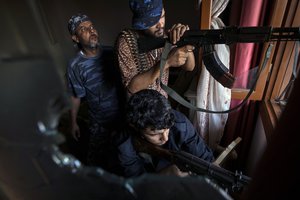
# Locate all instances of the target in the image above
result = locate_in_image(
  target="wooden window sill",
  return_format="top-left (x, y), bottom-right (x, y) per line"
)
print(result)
top-left (259, 100), bottom-right (283, 142)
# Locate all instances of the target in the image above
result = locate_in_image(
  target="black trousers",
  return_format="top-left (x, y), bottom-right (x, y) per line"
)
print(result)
top-left (86, 123), bottom-right (121, 174)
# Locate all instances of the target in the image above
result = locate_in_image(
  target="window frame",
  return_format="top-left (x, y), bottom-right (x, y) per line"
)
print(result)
top-left (259, 0), bottom-right (300, 139)
top-left (200, 0), bottom-right (300, 139)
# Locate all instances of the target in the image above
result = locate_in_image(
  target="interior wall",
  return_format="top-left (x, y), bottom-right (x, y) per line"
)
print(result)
top-left (0, 0), bottom-right (199, 76)
top-left (38, 0), bottom-right (199, 74)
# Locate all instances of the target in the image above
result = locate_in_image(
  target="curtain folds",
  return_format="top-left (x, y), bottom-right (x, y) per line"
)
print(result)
top-left (222, 0), bottom-right (267, 171)
top-left (193, 0), bottom-right (231, 152)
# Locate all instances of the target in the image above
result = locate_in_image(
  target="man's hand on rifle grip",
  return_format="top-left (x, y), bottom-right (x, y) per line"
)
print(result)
top-left (159, 164), bottom-right (191, 177)
top-left (168, 23), bottom-right (190, 44)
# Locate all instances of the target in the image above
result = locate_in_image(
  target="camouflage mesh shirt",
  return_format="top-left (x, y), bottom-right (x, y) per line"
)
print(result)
top-left (115, 29), bottom-right (169, 98)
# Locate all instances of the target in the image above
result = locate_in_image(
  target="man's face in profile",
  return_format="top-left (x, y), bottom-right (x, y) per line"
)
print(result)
top-left (141, 127), bottom-right (170, 146)
top-left (73, 21), bottom-right (100, 49)
top-left (144, 9), bottom-right (165, 38)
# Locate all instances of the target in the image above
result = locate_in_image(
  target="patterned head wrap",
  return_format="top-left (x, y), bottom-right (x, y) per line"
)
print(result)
top-left (68, 13), bottom-right (90, 35)
top-left (129, 0), bottom-right (163, 30)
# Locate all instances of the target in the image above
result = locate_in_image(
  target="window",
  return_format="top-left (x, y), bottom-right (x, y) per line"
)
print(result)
top-left (259, 0), bottom-right (300, 139)
top-left (198, 0), bottom-right (300, 139)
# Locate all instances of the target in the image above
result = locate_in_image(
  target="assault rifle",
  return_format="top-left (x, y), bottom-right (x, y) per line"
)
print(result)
top-left (170, 150), bottom-right (251, 193)
top-left (138, 26), bottom-right (300, 52)
top-left (134, 137), bottom-right (251, 193)
top-left (138, 26), bottom-right (300, 88)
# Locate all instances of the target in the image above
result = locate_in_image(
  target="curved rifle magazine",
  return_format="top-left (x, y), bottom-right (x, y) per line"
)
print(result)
top-left (202, 45), bottom-right (235, 88)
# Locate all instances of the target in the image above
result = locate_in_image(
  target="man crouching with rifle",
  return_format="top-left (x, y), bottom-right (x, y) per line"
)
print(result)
top-left (115, 89), bottom-right (250, 192)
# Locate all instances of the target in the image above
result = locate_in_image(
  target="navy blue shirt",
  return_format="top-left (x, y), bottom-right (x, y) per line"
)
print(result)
top-left (116, 109), bottom-right (214, 177)
top-left (66, 46), bottom-right (125, 126)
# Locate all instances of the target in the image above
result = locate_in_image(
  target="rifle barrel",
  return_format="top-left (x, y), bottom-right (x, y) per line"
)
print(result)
top-left (138, 26), bottom-right (300, 53)
top-left (172, 150), bottom-right (251, 192)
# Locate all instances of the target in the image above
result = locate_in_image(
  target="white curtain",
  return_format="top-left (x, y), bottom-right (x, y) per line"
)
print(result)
top-left (193, 0), bottom-right (231, 151)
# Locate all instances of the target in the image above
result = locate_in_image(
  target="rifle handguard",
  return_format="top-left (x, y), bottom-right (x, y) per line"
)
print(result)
top-left (202, 45), bottom-right (235, 88)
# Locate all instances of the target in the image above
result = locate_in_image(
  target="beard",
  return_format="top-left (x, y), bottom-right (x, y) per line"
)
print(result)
top-left (144, 27), bottom-right (165, 38)
top-left (80, 41), bottom-right (99, 50)
top-left (154, 28), bottom-right (165, 38)
top-left (88, 34), bottom-right (100, 49)
top-left (89, 41), bottom-right (100, 49)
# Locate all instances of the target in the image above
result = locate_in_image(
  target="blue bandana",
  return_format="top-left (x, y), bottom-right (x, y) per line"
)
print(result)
top-left (68, 13), bottom-right (90, 35)
top-left (129, 0), bottom-right (163, 30)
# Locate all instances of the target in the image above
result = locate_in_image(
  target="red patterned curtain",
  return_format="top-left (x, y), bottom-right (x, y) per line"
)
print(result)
top-left (222, 0), bottom-right (268, 171)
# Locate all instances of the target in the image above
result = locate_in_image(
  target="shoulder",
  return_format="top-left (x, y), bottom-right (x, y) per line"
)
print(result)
top-left (171, 109), bottom-right (190, 124)
top-left (68, 52), bottom-right (84, 69)
top-left (114, 128), bottom-right (134, 148)
top-left (116, 29), bottom-right (138, 44)
top-left (170, 109), bottom-right (195, 137)
top-left (115, 131), bottom-right (140, 161)
top-left (119, 28), bottom-right (137, 37)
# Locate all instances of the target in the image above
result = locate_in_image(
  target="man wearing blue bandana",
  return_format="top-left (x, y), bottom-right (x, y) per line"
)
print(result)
top-left (66, 13), bottom-right (125, 169)
top-left (115, 0), bottom-right (196, 99)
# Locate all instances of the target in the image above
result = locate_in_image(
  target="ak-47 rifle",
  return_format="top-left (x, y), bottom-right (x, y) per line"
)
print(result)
top-left (138, 26), bottom-right (300, 88)
top-left (134, 137), bottom-right (251, 193)
top-left (169, 150), bottom-right (251, 193)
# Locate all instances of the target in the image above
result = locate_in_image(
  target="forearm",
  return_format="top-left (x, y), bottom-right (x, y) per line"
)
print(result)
top-left (158, 164), bottom-right (189, 177)
top-left (128, 62), bottom-right (161, 93)
top-left (181, 51), bottom-right (195, 71)
top-left (70, 96), bottom-right (81, 124)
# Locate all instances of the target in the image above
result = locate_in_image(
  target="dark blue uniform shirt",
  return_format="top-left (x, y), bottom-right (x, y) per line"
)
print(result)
top-left (117, 109), bottom-right (214, 177)
top-left (66, 46), bottom-right (124, 126)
